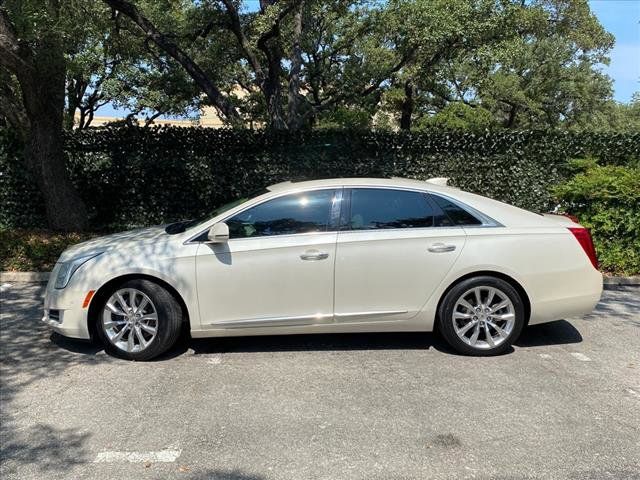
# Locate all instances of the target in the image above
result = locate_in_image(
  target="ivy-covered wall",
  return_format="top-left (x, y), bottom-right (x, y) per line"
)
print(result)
top-left (1, 127), bottom-right (639, 230)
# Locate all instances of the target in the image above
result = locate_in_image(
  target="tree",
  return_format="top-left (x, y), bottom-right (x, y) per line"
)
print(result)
top-left (377, 0), bottom-right (527, 130)
top-left (586, 93), bottom-right (640, 132)
top-left (64, 9), bottom-right (203, 129)
top-left (101, 0), bottom-right (416, 130)
top-left (0, 1), bottom-right (88, 231)
top-left (426, 0), bottom-right (615, 129)
top-left (101, 0), bottom-right (243, 125)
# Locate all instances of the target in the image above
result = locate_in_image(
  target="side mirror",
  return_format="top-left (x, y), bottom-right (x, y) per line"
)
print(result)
top-left (206, 222), bottom-right (229, 243)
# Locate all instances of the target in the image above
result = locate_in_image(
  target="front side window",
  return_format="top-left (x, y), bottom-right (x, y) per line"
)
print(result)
top-left (344, 188), bottom-right (435, 230)
top-left (227, 189), bottom-right (338, 238)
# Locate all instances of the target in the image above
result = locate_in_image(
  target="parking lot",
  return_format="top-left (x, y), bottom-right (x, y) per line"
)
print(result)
top-left (1, 283), bottom-right (639, 480)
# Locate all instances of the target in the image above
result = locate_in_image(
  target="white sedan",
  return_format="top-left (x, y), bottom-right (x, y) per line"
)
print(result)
top-left (43, 177), bottom-right (602, 360)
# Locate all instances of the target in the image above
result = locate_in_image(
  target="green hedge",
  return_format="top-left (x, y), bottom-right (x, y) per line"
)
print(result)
top-left (554, 159), bottom-right (640, 275)
top-left (1, 127), bottom-right (639, 230)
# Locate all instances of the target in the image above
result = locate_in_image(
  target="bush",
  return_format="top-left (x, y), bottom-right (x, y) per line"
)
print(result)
top-left (0, 129), bottom-right (46, 229)
top-left (0, 229), bottom-right (99, 271)
top-left (553, 159), bottom-right (640, 275)
top-left (2, 126), bottom-right (638, 231)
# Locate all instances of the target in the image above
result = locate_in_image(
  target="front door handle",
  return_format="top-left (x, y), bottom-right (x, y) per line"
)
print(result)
top-left (428, 243), bottom-right (456, 253)
top-left (300, 250), bottom-right (329, 261)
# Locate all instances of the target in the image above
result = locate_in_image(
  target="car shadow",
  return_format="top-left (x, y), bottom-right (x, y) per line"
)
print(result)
top-left (50, 318), bottom-right (583, 360)
top-left (182, 319), bottom-right (582, 356)
top-left (516, 319), bottom-right (583, 347)
top-left (49, 333), bottom-right (103, 355)
top-left (188, 331), bottom-right (453, 355)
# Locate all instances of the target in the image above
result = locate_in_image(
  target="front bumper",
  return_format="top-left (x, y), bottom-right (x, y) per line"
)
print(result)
top-left (42, 270), bottom-right (92, 340)
top-left (42, 308), bottom-right (90, 339)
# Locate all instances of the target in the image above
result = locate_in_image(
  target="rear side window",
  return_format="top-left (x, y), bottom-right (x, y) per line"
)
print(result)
top-left (227, 189), bottom-right (338, 238)
top-left (430, 194), bottom-right (482, 226)
top-left (344, 188), bottom-right (434, 230)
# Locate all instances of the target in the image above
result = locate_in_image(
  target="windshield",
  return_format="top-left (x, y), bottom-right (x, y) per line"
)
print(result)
top-left (165, 189), bottom-right (268, 234)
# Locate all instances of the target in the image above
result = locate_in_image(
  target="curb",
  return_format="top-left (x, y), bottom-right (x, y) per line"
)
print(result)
top-left (2, 271), bottom-right (639, 288)
top-left (0, 272), bottom-right (51, 283)
top-left (1, 271), bottom-right (50, 283)
top-left (603, 276), bottom-right (640, 288)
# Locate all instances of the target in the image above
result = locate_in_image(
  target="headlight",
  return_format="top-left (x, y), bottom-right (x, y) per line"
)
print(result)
top-left (54, 252), bottom-right (103, 289)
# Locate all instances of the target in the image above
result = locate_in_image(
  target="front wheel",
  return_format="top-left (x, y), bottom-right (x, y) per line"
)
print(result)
top-left (96, 279), bottom-right (183, 361)
top-left (438, 276), bottom-right (525, 356)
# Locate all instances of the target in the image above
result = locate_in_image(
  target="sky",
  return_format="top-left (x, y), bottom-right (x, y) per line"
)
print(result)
top-left (589, 0), bottom-right (640, 102)
top-left (98, 0), bottom-right (640, 117)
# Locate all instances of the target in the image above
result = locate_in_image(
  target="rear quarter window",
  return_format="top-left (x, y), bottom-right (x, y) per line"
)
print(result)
top-left (429, 194), bottom-right (482, 226)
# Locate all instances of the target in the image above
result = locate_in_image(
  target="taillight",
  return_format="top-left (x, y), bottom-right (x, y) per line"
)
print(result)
top-left (568, 227), bottom-right (598, 270)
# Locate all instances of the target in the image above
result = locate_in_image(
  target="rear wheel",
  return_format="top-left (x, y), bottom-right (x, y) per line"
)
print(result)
top-left (96, 279), bottom-right (182, 361)
top-left (438, 276), bottom-right (525, 356)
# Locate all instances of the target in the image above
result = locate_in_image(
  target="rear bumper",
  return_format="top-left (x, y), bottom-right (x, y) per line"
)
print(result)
top-left (528, 268), bottom-right (603, 325)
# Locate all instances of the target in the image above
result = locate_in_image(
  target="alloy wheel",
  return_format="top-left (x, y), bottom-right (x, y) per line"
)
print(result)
top-left (102, 288), bottom-right (158, 353)
top-left (451, 286), bottom-right (516, 350)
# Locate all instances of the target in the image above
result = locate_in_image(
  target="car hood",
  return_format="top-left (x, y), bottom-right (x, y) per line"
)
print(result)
top-left (58, 225), bottom-right (169, 262)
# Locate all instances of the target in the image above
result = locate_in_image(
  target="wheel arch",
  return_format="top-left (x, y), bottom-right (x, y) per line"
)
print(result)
top-left (435, 270), bottom-right (531, 329)
top-left (87, 273), bottom-right (191, 341)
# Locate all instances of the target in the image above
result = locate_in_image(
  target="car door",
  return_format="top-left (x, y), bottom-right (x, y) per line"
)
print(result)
top-left (334, 187), bottom-right (466, 323)
top-left (195, 188), bottom-right (341, 328)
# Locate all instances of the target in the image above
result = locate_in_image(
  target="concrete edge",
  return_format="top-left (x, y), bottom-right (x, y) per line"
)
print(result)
top-left (1, 271), bottom-right (50, 283)
top-left (2, 271), bottom-right (639, 287)
top-left (603, 276), bottom-right (640, 286)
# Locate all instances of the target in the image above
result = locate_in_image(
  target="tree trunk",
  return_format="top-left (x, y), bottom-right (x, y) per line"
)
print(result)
top-left (64, 78), bottom-right (81, 130)
top-left (254, 0), bottom-right (287, 131)
top-left (258, 35), bottom-right (287, 130)
top-left (505, 103), bottom-right (518, 128)
top-left (264, 77), bottom-right (287, 130)
top-left (400, 80), bottom-right (414, 131)
top-left (17, 39), bottom-right (88, 231)
top-left (286, 0), bottom-right (304, 131)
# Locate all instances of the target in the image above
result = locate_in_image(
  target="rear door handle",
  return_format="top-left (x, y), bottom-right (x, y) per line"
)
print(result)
top-left (428, 243), bottom-right (456, 253)
top-left (300, 250), bottom-right (329, 261)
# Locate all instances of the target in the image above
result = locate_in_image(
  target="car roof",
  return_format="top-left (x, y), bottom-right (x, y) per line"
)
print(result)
top-left (266, 177), bottom-right (455, 194)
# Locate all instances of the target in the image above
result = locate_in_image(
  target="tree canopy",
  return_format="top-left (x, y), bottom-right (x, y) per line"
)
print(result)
top-left (0, 0), bottom-right (637, 230)
top-left (2, 0), bottom-right (635, 133)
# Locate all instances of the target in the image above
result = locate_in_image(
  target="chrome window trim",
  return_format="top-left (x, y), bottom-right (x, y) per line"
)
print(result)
top-left (185, 183), bottom-right (502, 243)
top-left (336, 226), bottom-right (464, 236)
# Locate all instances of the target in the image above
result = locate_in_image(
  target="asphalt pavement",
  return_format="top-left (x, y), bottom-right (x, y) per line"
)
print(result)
top-left (1, 283), bottom-right (639, 480)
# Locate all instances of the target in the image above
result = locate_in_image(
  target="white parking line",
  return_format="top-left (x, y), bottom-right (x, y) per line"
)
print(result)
top-left (570, 352), bottom-right (592, 362)
top-left (94, 448), bottom-right (182, 463)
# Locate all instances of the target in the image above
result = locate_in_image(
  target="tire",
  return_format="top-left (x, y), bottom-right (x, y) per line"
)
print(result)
top-left (438, 276), bottom-right (525, 356)
top-left (95, 279), bottom-right (183, 361)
